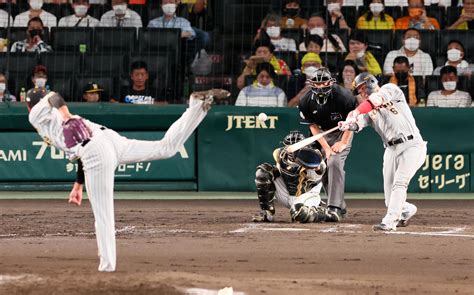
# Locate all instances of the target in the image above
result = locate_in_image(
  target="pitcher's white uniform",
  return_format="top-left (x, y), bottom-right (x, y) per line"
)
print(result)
top-left (29, 96), bottom-right (208, 271)
top-left (355, 83), bottom-right (427, 230)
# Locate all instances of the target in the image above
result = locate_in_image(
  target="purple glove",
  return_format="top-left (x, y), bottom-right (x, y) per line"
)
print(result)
top-left (62, 117), bottom-right (92, 148)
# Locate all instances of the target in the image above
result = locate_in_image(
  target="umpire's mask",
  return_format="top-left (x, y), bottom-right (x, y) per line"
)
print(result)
top-left (306, 67), bottom-right (336, 105)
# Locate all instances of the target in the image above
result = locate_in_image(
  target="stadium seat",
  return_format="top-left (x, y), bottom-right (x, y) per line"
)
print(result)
top-left (0, 3), bottom-right (20, 18)
top-left (74, 76), bottom-right (116, 102)
top-left (93, 27), bottom-right (137, 53)
top-left (51, 27), bottom-right (93, 52)
top-left (220, 4), bottom-right (270, 34)
top-left (328, 29), bottom-right (349, 49)
top-left (50, 77), bottom-right (73, 101)
top-left (425, 6), bottom-right (445, 29)
top-left (42, 3), bottom-right (73, 20)
top-left (274, 51), bottom-right (297, 71)
top-left (0, 53), bottom-right (39, 75)
top-left (82, 53), bottom-right (125, 77)
top-left (394, 29), bottom-right (439, 57)
top-left (138, 28), bottom-right (181, 53)
top-left (383, 6), bottom-right (403, 20)
top-left (439, 30), bottom-right (474, 61)
top-left (39, 53), bottom-right (81, 77)
top-left (446, 6), bottom-right (462, 28)
top-left (128, 4), bottom-right (149, 26)
top-left (319, 52), bottom-right (343, 74)
top-left (356, 30), bottom-right (393, 57)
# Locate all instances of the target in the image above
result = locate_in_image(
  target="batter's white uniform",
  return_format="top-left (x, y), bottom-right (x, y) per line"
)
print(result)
top-left (29, 95), bottom-right (208, 271)
top-left (355, 83), bottom-right (427, 230)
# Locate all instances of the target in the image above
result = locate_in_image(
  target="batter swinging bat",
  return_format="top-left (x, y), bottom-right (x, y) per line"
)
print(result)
top-left (287, 126), bottom-right (340, 153)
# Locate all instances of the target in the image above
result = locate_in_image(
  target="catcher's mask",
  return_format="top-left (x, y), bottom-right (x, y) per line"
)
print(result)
top-left (353, 72), bottom-right (378, 96)
top-left (306, 67), bottom-right (336, 105)
top-left (26, 87), bottom-right (48, 109)
top-left (282, 130), bottom-right (305, 146)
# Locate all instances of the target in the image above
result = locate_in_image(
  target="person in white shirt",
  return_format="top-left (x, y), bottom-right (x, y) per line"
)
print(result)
top-left (58, 0), bottom-right (100, 27)
top-left (0, 9), bottom-right (13, 27)
top-left (299, 14), bottom-right (347, 53)
top-left (255, 14), bottom-right (297, 52)
top-left (433, 40), bottom-right (474, 77)
top-left (99, 0), bottom-right (142, 28)
top-left (427, 65), bottom-right (472, 107)
top-left (235, 62), bottom-right (287, 107)
top-left (13, 0), bottom-right (57, 29)
top-left (383, 28), bottom-right (433, 76)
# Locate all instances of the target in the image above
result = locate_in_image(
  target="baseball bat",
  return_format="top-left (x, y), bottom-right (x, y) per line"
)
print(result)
top-left (286, 126), bottom-right (340, 153)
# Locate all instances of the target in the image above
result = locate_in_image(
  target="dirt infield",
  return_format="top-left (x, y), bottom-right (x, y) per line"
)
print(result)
top-left (1, 199), bottom-right (473, 295)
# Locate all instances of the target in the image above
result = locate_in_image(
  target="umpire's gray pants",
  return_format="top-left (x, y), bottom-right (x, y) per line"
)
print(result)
top-left (322, 130), bottom-right (352, 210)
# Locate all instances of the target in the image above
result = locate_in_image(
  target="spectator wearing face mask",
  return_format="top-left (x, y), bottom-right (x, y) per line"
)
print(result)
top-left (280, 0), bottom-right (306, 29)
top-left (59, 0), bottom-right (100, 27)
top-left (0, 72), bottom-right (16, 102)
top-left (386, 56), bottom-right (425, 106)
top-left (11, 17), bottom-right (52, 53)
top-left (383, 28), bottom-right (432, 76)
top-left (255, 14), bottom-right (297, 52)
top-left (433, 40), bottom-right (473, 77)
top-left (237, 40), bottom-right (291, 90)
top-left (427, 66), bottom-right (472, 107)
top-left (287, 52), bottom-right (323, 107)
top-left (299, 14), bottom-right (346, 53)
top-left (356, 0), bottom-right (394, 29)
top-left (338, 60), bottom-right (360, 93)
top-left (148, 0), bottom-right (195, 39)
top-left (29, 64), bottom-right (49, 91)
top-left (344, 31), bottom-right (382, 76)
top-left (13, 0), bottom-right (57, 28)
top-left (394, 0), bottom-right (440, 30)
top-left (326, 0), bottom-right (350, 30)
top-left (100, 0), bottom-right (142, 28)
top-left (235, 62), bottom-right (287, 107)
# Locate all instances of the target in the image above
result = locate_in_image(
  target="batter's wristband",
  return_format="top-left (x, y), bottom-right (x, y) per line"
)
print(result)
top-left (76, 159), bottom-right (85, 185)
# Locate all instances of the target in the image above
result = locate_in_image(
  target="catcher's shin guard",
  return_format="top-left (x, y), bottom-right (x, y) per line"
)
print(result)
top-left (255, 163), bottom-right (276, 215)
top-left (290, 204), bottom-right (327, 223)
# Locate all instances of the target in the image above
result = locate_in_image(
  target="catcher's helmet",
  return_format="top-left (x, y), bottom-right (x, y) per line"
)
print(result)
top-left (306, 67), bottom-right (336, 105)
top-left (282, 130), bottom-right (305, 146)
top-left (26, 87), bottom-right (48, 109)
top-left (353, 72), bottom-right (378, 96)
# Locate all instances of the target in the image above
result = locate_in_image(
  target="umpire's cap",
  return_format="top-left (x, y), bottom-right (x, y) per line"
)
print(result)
top-left (295, 148), bottom-right (322, 168)
top-left (26, 87), bottom-right (47, 109)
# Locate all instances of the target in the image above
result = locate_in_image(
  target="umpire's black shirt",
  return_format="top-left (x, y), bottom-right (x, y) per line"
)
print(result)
top-left (298, 84), bottom-right (356, 131)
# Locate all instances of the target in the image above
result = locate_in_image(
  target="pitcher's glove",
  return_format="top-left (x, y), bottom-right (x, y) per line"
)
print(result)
top-left (63, 117), bottom-right (92, 148)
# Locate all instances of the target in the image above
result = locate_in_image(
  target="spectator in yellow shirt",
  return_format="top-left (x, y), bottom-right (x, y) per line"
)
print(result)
top-left (357, 0), bottom-right (394, 30)
top-left (448, 1), bottom-right (474, 30)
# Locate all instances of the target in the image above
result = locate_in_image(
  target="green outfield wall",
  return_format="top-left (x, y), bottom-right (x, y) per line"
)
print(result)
top-left (0, 102), bottom-right (472, 193)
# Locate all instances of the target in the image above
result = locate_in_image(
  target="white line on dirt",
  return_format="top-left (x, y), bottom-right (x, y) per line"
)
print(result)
top-left (386, 226), bottom-right (474, 238)
top-left (0, 274), bottom-right (42, 285)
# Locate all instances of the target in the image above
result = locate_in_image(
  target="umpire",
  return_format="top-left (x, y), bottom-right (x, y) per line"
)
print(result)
top-left (298, 67), bottom-right (357, 221)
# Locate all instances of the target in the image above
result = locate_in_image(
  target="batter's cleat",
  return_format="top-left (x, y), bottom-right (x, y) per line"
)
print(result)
top-left (190, 89), bottom-right (230, 111)
top-left (325, 206), bottom-right (344, 222)
top-left (252, 210), bottom-right (274, 222)
top-left (397, 206), bottom-right (417, 228)
top-left (372, 223), bottom-right (395, 232)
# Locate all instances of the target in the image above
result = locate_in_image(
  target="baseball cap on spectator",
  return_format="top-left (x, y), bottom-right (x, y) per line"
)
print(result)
top-left (83, 82), bottom-right (104, 94)
top-left (33, 64), bottom-right (48, 75)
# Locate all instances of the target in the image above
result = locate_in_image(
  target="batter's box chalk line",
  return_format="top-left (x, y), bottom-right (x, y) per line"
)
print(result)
top-left (229, 223), bottom-right (363, 234)
top-left (184, 286), bottom-right (245, 295)
top-left (0, 274), bottom-right (42, 286)
top-left (386, 226), bottom-right (474, 238)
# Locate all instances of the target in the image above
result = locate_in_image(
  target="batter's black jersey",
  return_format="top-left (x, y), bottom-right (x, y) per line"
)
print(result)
top-left (298, 84), bottom-right (356, 131)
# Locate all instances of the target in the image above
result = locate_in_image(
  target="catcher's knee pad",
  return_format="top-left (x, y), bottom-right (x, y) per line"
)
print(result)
top-left (290, 204), bottom-right (326, 223)
top-left (255, 163), bottom-right (276, 213)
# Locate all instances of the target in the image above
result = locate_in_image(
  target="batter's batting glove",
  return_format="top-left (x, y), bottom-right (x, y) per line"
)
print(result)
top-left (338, 118), bottom-right (358, 132)
top-left (63, 117), bottom-right (92, 148)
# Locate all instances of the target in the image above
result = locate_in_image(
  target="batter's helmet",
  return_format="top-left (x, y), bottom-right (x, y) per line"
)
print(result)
top-left (26, 87), bottom-right (47, 109)
top-left (306, 67), bottom-right (336, 105)
top-left (353, 72), bottom-right (379, 95)
top-left (282, 130), bottom-right (305, 146)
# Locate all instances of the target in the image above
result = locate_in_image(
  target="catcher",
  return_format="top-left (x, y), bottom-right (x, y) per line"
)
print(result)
top-left (252, 131), bottom-right (327, 223)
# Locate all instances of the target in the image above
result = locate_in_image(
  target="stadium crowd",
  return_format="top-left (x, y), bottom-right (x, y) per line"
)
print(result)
top-left (0, 0), bottom-right (471, 107)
